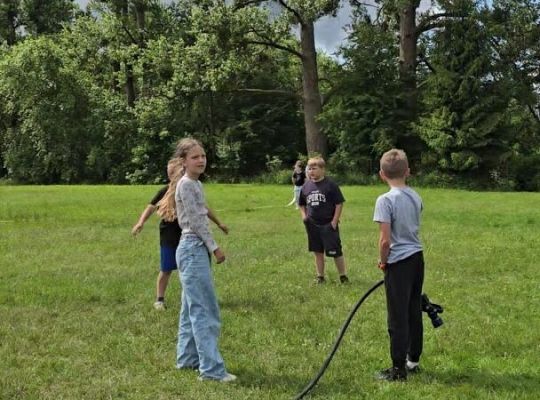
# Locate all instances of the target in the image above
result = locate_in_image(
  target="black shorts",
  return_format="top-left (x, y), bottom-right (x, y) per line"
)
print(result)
top-left (304, 219), bottom-right (343, 257)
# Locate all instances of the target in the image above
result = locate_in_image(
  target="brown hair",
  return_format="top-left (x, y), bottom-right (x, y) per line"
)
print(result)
top-left (156, 138), bottom-right (203, 222)
top-left (307, 156), bottom-right (325, 169)
top-left (380, 149), bottom-right (409, 179)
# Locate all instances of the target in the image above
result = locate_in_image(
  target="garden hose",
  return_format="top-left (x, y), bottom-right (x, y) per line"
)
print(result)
top-left (293, 279), bottom-right (385, 400)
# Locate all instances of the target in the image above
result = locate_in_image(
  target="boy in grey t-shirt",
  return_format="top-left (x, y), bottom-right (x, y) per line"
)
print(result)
top-left (373, 149), bottom-right (425, 381)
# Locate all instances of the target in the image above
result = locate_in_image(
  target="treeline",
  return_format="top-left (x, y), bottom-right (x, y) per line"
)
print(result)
top-left (0, 0), bottom-right (539, 190)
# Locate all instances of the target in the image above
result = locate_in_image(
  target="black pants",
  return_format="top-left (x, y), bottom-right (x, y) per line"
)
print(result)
top-left (384, 251), bottom-right (424, 367)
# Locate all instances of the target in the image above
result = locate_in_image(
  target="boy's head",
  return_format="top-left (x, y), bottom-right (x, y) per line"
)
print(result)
top-left (379, 149), bottom-right (409, 181)
top-left (307, 157), bottom-right (325, 181)
top-left (294, 160), bottom-right (304, 169)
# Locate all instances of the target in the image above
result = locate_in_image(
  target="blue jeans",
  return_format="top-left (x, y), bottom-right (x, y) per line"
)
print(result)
top-left (175, 236), bottom-right (227, 379)
top-left (294, 185), bottom-right (302, 205)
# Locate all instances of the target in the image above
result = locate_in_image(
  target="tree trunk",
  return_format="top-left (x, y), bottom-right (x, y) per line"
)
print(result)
top-left (117, 0), bottom-right (136, 107)
top-left (133, 0), bottom-right (146, 46)
top-left (7, 9), bottom-right (17, 46)
top-left (399, 2), bottom-right (418, 116)
top-left (300, 21), bottom-right (326, 157)
top-left (112, 60), bottom-right (122, 92)
top-left (125, 63), bottom-right (136, 107)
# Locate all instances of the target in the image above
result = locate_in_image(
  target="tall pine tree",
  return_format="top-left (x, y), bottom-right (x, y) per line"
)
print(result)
top-left (415, 2), bottom-right (514, 185)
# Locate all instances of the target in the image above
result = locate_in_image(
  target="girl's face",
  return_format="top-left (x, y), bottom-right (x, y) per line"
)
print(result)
top-left (183, 145), bottom-right (206, 177)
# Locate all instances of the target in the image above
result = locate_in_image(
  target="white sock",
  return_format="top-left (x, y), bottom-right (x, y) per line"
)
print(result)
top-left (406, 360), bottom-right (419, 368)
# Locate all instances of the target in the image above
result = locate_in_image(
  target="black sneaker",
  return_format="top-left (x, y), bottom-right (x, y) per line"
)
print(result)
top-left (376, 367), bottom-right (407, 381)
top-left (314, 276), bottom-right (326, 284)
top-left (339, 275), bottom-right (350, 284)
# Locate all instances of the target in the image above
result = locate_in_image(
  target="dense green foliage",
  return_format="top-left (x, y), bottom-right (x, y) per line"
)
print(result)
top-left (1, 185), bottom-right (539, 399)
top-left (0, 0), bottom-right (539, 189)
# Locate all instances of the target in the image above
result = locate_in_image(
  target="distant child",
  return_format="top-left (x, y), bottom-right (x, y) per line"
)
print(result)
top-left (373, 149), bottom-right (424, 381)
top-left (299, 157), bottom-right (349, 284)
top-left (132, 158), bottom-right (182, 310)
top-left (159, 137), bottom-right (235, 382)
top-left (290, 160), bottom-right (306, 209)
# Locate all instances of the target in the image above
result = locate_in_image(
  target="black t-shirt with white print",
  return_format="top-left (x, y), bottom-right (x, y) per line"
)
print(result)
top-left (299, 178), bottom-right (345, 225)
top-left (292, 170), bottom-right (306, 186)
top-left (150, 186), bottom-right (182, 247)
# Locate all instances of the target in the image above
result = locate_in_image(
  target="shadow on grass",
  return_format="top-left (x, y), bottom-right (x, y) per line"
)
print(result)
top-left (233, 368), bottom-right (365, 399)
top-left (220, 295), bottom-right (275, 312)
top-left (424, 368), bottom-right (539, 393)
top-left (233, 368), bottom-right (540, 399)
top-left (233, 367), bottom-right (304, 392)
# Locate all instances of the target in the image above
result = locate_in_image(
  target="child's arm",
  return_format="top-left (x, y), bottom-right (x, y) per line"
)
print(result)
top-left (331, 203), bottom-right (343, 230)
top-left (378, 222), bottom-right (391, 269)
top-left (132, 205), bottom-right (156, 236)
top-left (207, 206), bottom-right (229, 234)
top-left (299, 205), bottom-right (308, 221)
top-left (299, 189), bottom-right (308, 220)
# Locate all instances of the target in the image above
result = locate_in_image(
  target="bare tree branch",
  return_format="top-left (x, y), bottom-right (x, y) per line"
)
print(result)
top-left (245, 39), bottom-right (304, 59)
top-left (233, 88), bottom-right (299, 97)
top-left (121, 24), bottom-right (138, 45)
top-left (233, 0), bottom-right (262, 11)
top-left (416, 12), bottom-right (463, 36)
top-left (278, 0), bottom-right (305, 25)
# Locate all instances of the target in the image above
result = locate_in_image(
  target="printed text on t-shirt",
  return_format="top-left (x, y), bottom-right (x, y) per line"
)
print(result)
top-left (307, 191), bottom-right (326, 206)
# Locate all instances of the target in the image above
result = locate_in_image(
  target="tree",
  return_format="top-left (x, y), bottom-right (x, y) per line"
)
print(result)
top-left (414, 3), bottom-right (515, 184)
top-left (0, 37), bottom-right (100, 183)
top-left (0, 0), bottom-right (19, 46)
top-left (0, 0), bottom-right (75, 45)
top-left (21, 0), bottom-right (76, 35)
top-left (320, 8), bottom-right (405, 175)
top-left (484, 0), bottom-right (540, 126)
top-left (364, 0), bottom-right (466, 153)
top-left (234, 0), bottom-right (343, 157)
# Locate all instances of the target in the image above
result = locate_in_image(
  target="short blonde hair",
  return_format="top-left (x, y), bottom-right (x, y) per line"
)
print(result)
top-left (380, 149), bottom-right (408, 179)
top-left (307, 157), bottom-right (325, 169)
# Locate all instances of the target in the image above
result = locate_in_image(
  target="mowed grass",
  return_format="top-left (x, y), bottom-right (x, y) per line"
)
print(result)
top-left (0, 184), bottom-right (539, 400)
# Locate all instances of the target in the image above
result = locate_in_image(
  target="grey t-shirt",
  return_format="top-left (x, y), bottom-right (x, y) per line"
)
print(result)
top-left (373, 186), bottom-right (423, 264)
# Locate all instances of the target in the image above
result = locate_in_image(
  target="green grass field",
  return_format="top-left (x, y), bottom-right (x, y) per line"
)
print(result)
top-left (1, 184), bottom-right (539, 400)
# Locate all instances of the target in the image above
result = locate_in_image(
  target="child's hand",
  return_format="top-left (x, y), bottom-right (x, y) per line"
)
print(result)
top-left (214, 248), bottom-right (226, 264)
top-left (218, 224), bottom-right (229, 234)
top-left (377, 261), bottom-right (387, 271)
top-left (131, 224), bottom-right (143, 236)
top-left (330, 220), bottom-right (338, 230)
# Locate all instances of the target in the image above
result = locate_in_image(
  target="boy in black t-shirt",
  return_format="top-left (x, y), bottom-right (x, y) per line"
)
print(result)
top-left (132, 160), bottom-right (182, 310)
top-left (299, 157), bottom-right (349, 284)
top-left (290, 160), bottom-right (306, 209)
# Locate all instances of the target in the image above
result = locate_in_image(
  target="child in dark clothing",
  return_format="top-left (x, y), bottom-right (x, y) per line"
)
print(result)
top-left (299, 157), bottom-right (349, 284)
top-left (373, 149), bottom-right (425, 381)
top-left (290, 160), bottom-right (306, 209)
top-left (132, 159), bottom-right (182, 310)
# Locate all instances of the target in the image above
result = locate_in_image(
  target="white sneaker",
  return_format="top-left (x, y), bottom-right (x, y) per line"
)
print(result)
top-left (198, 373), bottom-right (237, 383)
top-left (153, 301), bottom-right (166, 310)
top-left (220, 373), bottom-right (237, 382)
top-left (406, 360), bottom-right (420, 373)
